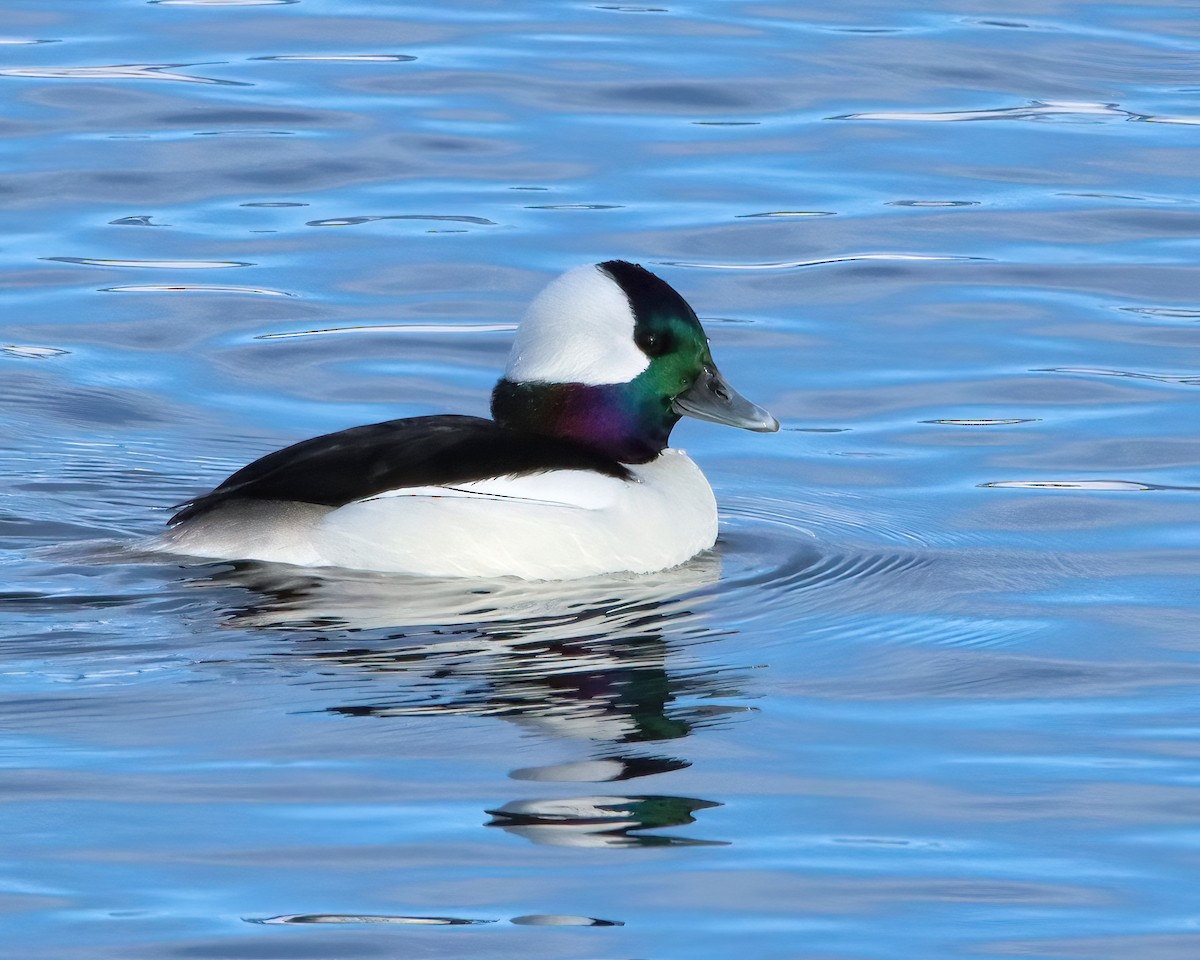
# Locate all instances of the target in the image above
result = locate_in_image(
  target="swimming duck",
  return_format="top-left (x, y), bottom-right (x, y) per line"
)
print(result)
top-left (158, 261), bottom-right (777, 580)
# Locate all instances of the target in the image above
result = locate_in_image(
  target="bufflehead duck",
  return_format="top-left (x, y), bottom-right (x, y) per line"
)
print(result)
top-left (158, 261), bottom-right (777, 580)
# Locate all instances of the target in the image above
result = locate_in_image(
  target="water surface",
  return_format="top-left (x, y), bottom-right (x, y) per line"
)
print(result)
top-left (3, 1), bottom-right (1200, 957)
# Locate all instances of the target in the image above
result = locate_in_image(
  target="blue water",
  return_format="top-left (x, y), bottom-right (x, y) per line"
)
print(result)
top-left (3, 1), bottom-right (1200, 957)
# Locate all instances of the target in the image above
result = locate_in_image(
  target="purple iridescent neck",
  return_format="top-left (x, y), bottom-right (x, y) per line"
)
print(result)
top-left (491, 378), bottom-right (678, 464)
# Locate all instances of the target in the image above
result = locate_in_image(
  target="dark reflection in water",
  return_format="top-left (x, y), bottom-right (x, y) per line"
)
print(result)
top-left (207, 555), bottom-right (753, 742)
top-left (487, 794), bottom-right (724, 848)
top-left (197, 557), bottom-right (762, 847)
top-left (510, 754), bottom-right (690, 781)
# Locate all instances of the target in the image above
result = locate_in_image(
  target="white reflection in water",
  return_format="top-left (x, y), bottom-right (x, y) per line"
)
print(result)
top-left (43, 257), bottom-right (252, 269)
top-left (663, 253), bottom-right (988, 270)
top-left (102, 284), bottom-right (295, 297)
top-left (833, 99), bottom-right (1200, 126)
top-left (255, 322), bottom-right (515, 340)
top-left (203, 552), bottom-right (721, 631)
top-left (0, 63), bottom-right (248, 85)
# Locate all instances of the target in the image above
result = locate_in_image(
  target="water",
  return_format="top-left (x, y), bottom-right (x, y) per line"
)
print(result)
top-left (3, 0), bottom-right (1199, 956)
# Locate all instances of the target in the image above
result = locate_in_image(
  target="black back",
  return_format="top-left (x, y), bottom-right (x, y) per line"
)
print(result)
top-left (170, 414), bottom-right (631, 525)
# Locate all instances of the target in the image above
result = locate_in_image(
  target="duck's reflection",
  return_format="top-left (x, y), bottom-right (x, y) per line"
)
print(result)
top-left (200, 555), bottom-right (745, 846)
top-left (486, 795), bottom-right (726, 848)
top-left (213, 551), bottom-right (722, 631)
top-left (510, 755), bottom-right (690, 782)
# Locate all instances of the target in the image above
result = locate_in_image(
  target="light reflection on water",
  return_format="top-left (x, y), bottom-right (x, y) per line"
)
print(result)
top-left (3, 0), bottom-right (1200, 958)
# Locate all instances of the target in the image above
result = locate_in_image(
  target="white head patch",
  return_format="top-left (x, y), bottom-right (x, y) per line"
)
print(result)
top-left (504, 264), bottom-right (651, 386)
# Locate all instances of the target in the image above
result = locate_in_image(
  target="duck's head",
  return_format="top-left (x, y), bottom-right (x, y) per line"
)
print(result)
top-left (491, 260), bottom-right (778, 463)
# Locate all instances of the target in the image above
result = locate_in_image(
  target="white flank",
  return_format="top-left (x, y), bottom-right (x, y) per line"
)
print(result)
top-left (152, 451), bottom-right (717, 580)
top-left (504, 264), bottom-right (650, 385)
top-left (157, 501), bottom-right (329, 568)
top-left (365, 469), bottom-right (623, 510)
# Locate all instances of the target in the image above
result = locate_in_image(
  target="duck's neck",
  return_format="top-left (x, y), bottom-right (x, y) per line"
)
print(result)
top-left (491, 378), bottom-right (678, 464)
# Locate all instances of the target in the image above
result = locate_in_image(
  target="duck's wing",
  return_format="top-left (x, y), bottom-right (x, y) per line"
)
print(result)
top-left (169, 414), bottom-right (631, 525)
top-left (362, 470), bottom-right (631, 510)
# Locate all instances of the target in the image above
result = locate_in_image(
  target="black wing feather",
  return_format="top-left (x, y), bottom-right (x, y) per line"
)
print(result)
top-left (170, 414), bottom-right (631, 525)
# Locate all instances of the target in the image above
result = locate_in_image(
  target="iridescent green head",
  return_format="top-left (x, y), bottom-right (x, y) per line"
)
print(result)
top-left (492, 261), bottom-right (777, 463)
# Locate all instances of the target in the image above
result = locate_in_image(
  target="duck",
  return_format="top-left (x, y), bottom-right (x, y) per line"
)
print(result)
top-left (155, 260), bottom-right (778, 580)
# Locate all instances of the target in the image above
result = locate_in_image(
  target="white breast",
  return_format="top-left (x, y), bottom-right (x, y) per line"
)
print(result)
top-left (154, 450), bottom-right (718, 580)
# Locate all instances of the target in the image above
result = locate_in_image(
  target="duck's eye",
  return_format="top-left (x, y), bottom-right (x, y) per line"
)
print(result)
top-left (636, 328), bottom-right (674, 357)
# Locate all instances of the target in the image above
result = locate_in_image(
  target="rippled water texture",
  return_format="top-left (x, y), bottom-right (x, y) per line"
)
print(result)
top-left (3, 1), bottom-right (1200, 957)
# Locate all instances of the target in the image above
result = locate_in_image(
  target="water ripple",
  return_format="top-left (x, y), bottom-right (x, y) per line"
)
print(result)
top-left (525, 203), bottom-right (624, 210)
top-left (661, 254), bottom-right (988, 271)
top-left (758, 551), bottom-right (930, 595)
top-left (149, 0), bottom-right (297, 5)
top-left (736, 211), bottom-right (836, 218)
top-left (1062, 192), bottom-right (1196, 205)
top-left (982, 480), bottom-right (1200, 492)
top-left (833, 100), bottom-right (1129, 123)
top-left (101, 284), bottom-right (295, 297)
top-left (2, 345), bottom-right (70, 360)
top-left (924, 418), bottom-right (1039, 426)
top-left (1120, 307), bottom-right (1200, 321)
top-left (109, 216), bottom-right (168, 226)
top-left (253, 54), bottom-right (417, 63)
top-left (306, 214), bottom-right (495, 227)
top-left (833, 99), bottom-right (1200, 126)
top-left (1039, 367), bottom-right (1200, 387)
top-left (254, 322), bottom-right (514, 340)
top-left (43, 257), bottom-right (252, 269)
top-left (193, 130), bottom-right (294, 138)
top-left (251, 914), bottom-right (492, 925)
top-left (0, 63), bottom-right (249, 86)
top-left (888, 200), bottom-right (980, 208)
top-left (250, 912), bottom-right (620, 926)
